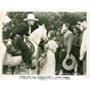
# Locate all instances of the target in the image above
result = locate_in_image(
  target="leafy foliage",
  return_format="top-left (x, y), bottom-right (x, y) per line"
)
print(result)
top-left (3, 12), bottom-right (86, 39)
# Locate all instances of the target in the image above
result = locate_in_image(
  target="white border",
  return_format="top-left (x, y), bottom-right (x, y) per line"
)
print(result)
top-left (0, 0), bottom-right (90, 90)
top-left (0, 0), bottom-right (90, 78)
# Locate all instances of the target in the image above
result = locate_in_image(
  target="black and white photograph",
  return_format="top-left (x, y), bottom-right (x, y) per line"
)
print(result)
top-left (0, 12), bottom-right (87, 75)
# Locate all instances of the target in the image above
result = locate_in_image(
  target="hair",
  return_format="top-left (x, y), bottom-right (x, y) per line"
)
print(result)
top-left (65, 23), bottom-right (70, 27)
top-left (72, 26), bottom-right (81, 34)
top-left (49, 30), bottom-right (55, 38)
top-left (64, 22), bottom-right (71, 30)
top-left (78, 19), bottom-right (87, 22)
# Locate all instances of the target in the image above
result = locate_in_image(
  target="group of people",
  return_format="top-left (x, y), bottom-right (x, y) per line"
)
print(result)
top-left (55, 21), bottom-right (87, 75)
top-left (4, 13), bottom-right (87, 75)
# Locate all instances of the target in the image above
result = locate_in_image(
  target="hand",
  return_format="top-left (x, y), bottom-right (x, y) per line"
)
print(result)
top-left (45, 44), bottom-right (49, 50)
top-left (79, 56), bottom-right (83, 61)
top-left (6, 39), bottom-right (12, 46)
top-left (65, 54), bottom-right (70, 59)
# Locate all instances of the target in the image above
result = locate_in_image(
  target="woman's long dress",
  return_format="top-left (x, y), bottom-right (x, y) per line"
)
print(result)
top-left (40, 40), bottom-right (58, 75)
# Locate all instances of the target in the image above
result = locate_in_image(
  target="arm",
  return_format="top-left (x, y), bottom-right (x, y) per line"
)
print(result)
top-left (10, 22), bottom-right (29, 39)
top-left (79, 30), bottom-right (87, 61)
top-left (7, 24), bottom-right (22, 45)
top-left (9, 31), bottom-right (17, 40)
top-left (66, 33), bottom-right (74, 58)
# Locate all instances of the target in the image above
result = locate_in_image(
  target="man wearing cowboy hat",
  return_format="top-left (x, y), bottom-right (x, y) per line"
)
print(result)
top-left (24, 13), bottom-right (39, 34)
top-left (7, 13), bottom-right (39, 70)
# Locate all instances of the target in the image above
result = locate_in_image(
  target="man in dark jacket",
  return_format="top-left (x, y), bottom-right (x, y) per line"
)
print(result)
top-left (60, 23), bottom-right (74, 75)
top-left (7, 13), bottom-right (39, 69)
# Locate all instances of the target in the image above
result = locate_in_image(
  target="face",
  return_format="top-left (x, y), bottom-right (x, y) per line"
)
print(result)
top-left (27, 20), bottom-right (35, 26)
top-left (56, 31), bottom-right (60, 37)
top-left (78, 21), bottom-right (87, 32)
top-left (73, 28), bottom-right (78, 35)
top-left (60, 24), bottom-right (68, 34)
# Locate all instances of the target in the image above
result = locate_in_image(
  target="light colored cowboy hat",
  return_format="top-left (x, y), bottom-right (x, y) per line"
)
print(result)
top-left (24, 13), bottom-right (39, 21)
top-left (62, 54), bottom-right (77, 71)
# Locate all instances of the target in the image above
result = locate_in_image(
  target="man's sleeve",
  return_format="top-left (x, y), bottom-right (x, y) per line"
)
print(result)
top-left (9, 30), bottom-right (17, 39)
top-left (67, 33), bottom-right (74, 55)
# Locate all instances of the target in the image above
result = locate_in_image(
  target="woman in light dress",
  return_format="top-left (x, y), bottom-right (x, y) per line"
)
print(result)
top-left (40, 31), bottom-right (58, 75)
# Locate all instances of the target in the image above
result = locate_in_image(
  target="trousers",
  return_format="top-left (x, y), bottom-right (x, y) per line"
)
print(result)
top-left (17, 37), bottom-right (32, 66)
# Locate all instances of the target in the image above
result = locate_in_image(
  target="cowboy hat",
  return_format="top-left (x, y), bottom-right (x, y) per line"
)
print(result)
top-left (62, 54), bottom-right (77, 71)
top-left (24, 13), bottom-right (39, 21)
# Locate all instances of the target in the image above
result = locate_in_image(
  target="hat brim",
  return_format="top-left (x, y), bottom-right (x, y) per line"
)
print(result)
top-left (62, 54), bottom-right (77, 71)
top-left (24, 18), bottom-right (39, 21)
top-left (72, 26), bottom-right (81, 31)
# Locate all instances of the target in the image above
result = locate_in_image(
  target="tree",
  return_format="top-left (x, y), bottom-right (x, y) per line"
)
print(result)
top-left (3, 12), bottom-right (86, 39)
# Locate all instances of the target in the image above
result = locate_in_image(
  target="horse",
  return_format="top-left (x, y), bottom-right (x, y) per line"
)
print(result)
top-left (2, 24), bottom-right (48, 75)
top-left (28, 24), bottom-right (48, 75)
